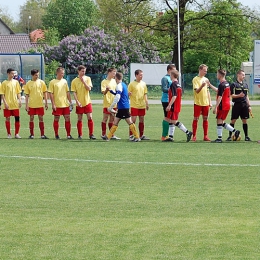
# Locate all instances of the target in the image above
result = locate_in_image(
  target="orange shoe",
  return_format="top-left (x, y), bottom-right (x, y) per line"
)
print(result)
top-left (161, 136), bottom-right (167, 141)
top-left (192, 136), bottom-right (196, 142)
top-left (203, 136), bottom-right (211, 141)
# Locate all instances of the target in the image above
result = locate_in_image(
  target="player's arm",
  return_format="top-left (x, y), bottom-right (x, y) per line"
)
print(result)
top-left (230, 83), bottom-right (244, 99)
top-left (108, 83), bottom-right (122, 112)
top-left (161, 77), bottom-right (169, 93)
top-left (0, 94), bottom-right (2, 109)
top-left (73, 91), bottom-right (82, 107)
top-left (49, 92), bottom-right (56, 111)
top-left (67, 91), bottom-right (73, 107)
top-left (207, 89), bottom-right (212, 108)
top-left (206, 80), bottom-right (218, 92)
top-left (17, 92), bottom-right (22, 108)
top-left (44, 91), bottom-right (48, 110)
top-left (81, 77), bottom-right (92, 91)
top-left (166, 95), bottom-right (177, 111)
top-left (25, 94), bottom-right (29, 111)
top-left (144, 93), bottom-right (149, 110)
top-left (101, 81), bottom-right (109, 95)
top-left (194, 79), bottom-right (207, 94)
top-left (2, 94), bottom-right (9, 109)
top-left (213, 94), bottom-right (222, 114)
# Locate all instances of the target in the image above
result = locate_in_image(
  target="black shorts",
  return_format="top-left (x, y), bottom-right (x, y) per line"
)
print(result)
top-left (116, 108), bottom-right (131, 119)
top-left (162, 102), bottom-right (168, 117)
top-left (231, 102), bottom-right (249, 120)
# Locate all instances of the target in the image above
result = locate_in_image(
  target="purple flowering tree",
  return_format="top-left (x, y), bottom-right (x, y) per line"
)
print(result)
top-left (44, 26), bottom-right (161, 74)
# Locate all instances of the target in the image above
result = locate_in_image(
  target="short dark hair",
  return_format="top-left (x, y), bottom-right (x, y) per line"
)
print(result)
top-left (167, 64), bottom-right (176, 71)
top-left (218, 69), bottom-right (226, 77)
top-left (107, 67), bottom-right (116, 73)
top-left (31, 69), bottom-right (39, 76)
top-left (77, 65), bottom-right (86, 71)
top-left (115, 72), bottom-right (123, 80)
top-left (135, 69), bottom-right (143, 76)
top-left (56, 67), bottom-right (65, 73)
top-left (170, 70), bottom-right (179, 79)
top-left (7, 68), bottom-right (15, 74)
top-left (237, 69), bottom-right (245, 75)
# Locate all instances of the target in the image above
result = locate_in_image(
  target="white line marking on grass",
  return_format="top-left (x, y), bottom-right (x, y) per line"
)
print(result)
top-left (0, 154), bottom-right (259, 167)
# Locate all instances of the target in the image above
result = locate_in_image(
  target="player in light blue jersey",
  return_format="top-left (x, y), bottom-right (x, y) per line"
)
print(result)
top-left (161, 64), bottom-right (176, 140)
top-left (105, 72), bottom-right (140, 142)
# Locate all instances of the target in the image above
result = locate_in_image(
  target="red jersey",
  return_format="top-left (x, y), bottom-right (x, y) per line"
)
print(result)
top-left (168, 81), bottom-right (182, 113)
top-left (217, 80), bottom-right (230, 110)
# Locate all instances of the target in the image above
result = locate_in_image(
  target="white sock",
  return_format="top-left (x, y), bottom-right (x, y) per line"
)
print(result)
top-left (168, 124), bottom-right (175, 137)
top-left (217, 125), bottom-right (223, 138)
top-left (223, 123), bottom-right (234, 132)
top-left (177, 122), bottom-right (188, 133)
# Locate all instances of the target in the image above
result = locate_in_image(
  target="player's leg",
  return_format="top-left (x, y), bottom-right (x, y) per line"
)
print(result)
top-left (129, 107), bottom-right (137, 140)
top-left (139, 109), bottom-right (150, 140)
top-left (77, 113), bottom-right (83, 139)
top-left (87, 112), bottom-right (96, 139)
top-left (162, 102), bottom-right (169, 140)
top-left (101, 109), bottom-right (109, 138)
top-left (164, 110), bottom-right (174, 142)
top-left (192, 104), bottom-right (201, 141)
top-left (38, 114), bottom-right (48, 139)
top-left (13, 109), bottom-right (21, 138)
top-left (64, 113), bottom-right (72, 139)
top-left (29, 115), bottom-right (35, 138)
top-left (53, 115), bottom-right (60, 138)
top-left (4, 110), bottom-right (12, 137)
top-left (174, 119), bottom-right (192, 142)
top-left (227, 104), bottom-right (239, 141)
top-left (109, 111), bottom-right (120, 140)
top-left (240, 105), bottom-right (250, 141)
top-left (202, 105), bottom-right (210, 141)
top-left (107, 117), bottom-right (120, 140)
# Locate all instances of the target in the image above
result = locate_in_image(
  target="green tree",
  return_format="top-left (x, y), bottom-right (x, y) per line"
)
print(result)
top-left (0, 5), bottom-right (17, 31)
top-left (42, 0), bottom-right (97, 39)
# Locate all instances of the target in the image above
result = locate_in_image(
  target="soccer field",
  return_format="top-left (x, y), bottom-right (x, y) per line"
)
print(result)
top-left (1, 104), bottom-right (260, 259)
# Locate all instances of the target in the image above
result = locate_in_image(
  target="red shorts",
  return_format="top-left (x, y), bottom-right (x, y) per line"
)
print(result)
top-left (167, 111), bottom-right (179, 121)
top-left (28, 107), bottom-right (44, 116)
top-left (76, 103), bottom-right (92, 114)
top-left (131, 107), bottom-right (146, 117)
top-left (194, 104), bottom-right (210, 117)
top-left (216, 110), bottom-right (229, 120)
top-left (4, 109), bottom-right (20, 117)
top-left (103, 107), bottom-right (117, 115)
top-left (52, 107), bottom-right (70, 116)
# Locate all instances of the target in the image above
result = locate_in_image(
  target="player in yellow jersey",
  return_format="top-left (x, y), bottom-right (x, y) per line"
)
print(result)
top-left (49, 67), bottom-right (73, 139)
top-left (0, 68), bottom-right (22, 139)
top-left (100, 67), bottom-right (120, 140)
top-left (24, 69), bottom-right (48, 139)
top-left (128, 69), bottom-right (150, 140)
top-left (192, 64), bottom-right (215, 142)
top-left (71, 65), bottom-right (96, 140)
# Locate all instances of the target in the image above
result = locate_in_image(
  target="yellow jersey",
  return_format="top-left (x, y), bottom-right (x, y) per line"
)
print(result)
top-left (48, 78), bottom-right (70, 108)
top-left (192, 76), bottom-right (210, 106)
top-left (128, 80), bottom-right (147, 109)
top-left (24, 79), bottom-right (47, 108)
top-left (71, 76), bottom-right (92, 106)
top-left (0, 79), bottom-right (21, 110)
top-left (101, 78), bottom-right (117, 108)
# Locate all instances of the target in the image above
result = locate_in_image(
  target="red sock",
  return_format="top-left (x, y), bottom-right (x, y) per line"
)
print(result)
top-left (203, 120), bottom-right (208, 137)
top-left (65, 121), bottom-right (71, 136)
top-left (5, 121), bottom-right (11, 135)
top-left (101, 122), bottom-right (106, 136)
top-left (53, 120), bottom-right (59, 136)
top-left (15, 121), bottom-right (20, 135)
top-left (77, 121), bottom-right (83, 136)
top-left (39, 121), bottom-right (44, 136)
top-left (139, 122), bottom-right (144, 137)
top-left (88, 119), bottom-right (94, 136)
top-left (29, 122), bottom-right (34, 136)
top-left (108, 122), bottom-right (113, 130)
top-left (192, 120), bottom-right (198, 137)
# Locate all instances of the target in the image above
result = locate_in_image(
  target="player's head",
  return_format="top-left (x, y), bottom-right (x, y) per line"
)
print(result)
top-left (7, 68), bottom-right (15, 79)
top-left (170, 70), bottom-right (179, 80)
top-left (115, 72), bottom-right (123, 84)
top-left (31, 69), bottom-right (39, 80)
top-left (56, 67), bottom-right (65, 79)
top-left (167, 64), bottom-right (176, 73)
top-left (77, 65), bottom-right (86, 76)
top-left (107, 67), bottom-right (117, 78)
top-left (135, 69), bottom-right (143, 81)
top-left (217, 69), bottom-right (226, 80)
top-left (236, 69), bottom-right (245, 82)
top-left (198, 64), bottom-right (208, 77)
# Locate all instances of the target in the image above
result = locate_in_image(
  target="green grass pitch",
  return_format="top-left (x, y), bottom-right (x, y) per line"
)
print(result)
top-left (0, 104), bottom-right (260, 259)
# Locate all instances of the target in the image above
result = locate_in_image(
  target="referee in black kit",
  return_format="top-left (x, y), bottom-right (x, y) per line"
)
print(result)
top-left (227, 69), bottom-right (252, 141)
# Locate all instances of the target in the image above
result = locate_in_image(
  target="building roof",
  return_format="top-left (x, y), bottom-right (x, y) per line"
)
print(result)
top-left (0, 35), bottom-right (38, 53)
top-left (0, 18), bottom-right (15, 34)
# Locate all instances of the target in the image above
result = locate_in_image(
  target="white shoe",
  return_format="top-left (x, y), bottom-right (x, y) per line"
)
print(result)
top-left (7, 134), bottom-right (12, 139)
top-left (132, 138), bottom-right (141, 142)
top-left (15, 134), bottom-right (22, 139)
top-left (129, 135), bottom-right (134, 141)
top-left (111, 135), bottom-right (121, 140)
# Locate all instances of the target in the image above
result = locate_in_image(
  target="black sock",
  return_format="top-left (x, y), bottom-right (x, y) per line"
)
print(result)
top-left (243, 123), bottom-right (248, 137)
top-left (229, 124), bottom-right (234, 137)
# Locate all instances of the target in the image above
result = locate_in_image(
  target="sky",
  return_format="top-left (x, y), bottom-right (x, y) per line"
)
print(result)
top-left (1, 0), bottom-right (260, 22)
